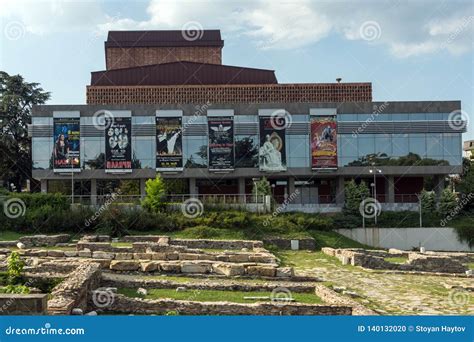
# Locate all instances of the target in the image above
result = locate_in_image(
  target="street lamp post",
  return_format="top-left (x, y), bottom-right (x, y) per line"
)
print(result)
top-left (369, 167), bottom-right (382, 225)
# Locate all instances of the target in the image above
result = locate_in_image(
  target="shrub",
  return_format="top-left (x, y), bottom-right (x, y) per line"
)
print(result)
top-left (438, 188), bottom-right (457, 217)
top-left (420, 189), bottom-right (436, 214)
top-left (142, 176), bottom-right (166, 212)
top-left (7, 251), bottom-right (24, 285)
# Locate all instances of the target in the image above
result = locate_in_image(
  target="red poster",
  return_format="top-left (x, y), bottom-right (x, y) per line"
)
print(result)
top-left (311, 116), bottom-right (337, 169)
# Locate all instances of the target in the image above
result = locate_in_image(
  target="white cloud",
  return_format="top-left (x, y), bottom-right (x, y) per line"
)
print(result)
top-left (2, 0), bottom-right (473, 58)
top-left (0, 0), bottom-right (104, 34)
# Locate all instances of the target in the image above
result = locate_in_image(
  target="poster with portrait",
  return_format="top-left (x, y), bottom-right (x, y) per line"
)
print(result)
top-left (258, 117), bottom-right (287, 172)
top-left (208, 117), bottom-right (234, 171)
top-left (53, 117), bottom-right (80, 172)
top-left (105, 117), bottom-right (132, 172)
top-left (311, 116), bottom-right (338, 169)
top-left (156, 117), bottom-right (183, 171)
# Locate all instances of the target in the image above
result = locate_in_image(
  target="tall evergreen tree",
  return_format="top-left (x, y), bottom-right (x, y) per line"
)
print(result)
top-left (0, 72), bottom-right (50, 191)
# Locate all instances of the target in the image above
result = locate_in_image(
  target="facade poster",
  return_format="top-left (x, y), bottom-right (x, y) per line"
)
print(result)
top-left (311, 115), bottom-right (338, 169)
top-left (105, 117), bottom-right (132, 172)
top-left (156, 117), bottom-right (183, 171)
top-left (258, 116), bottom-right (287, 172)
top-left (208, 117), bottom-right (234, 171)
top-left (53, 117), bottom-right (80, 172)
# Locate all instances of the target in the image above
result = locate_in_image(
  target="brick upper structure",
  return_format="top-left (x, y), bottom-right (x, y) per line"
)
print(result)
top-left (88, 29), bottom-right (372, 104)
top-left (86, 83), bottom-right (372, 105)
top-left (105, 30), bottom-right (224, 69)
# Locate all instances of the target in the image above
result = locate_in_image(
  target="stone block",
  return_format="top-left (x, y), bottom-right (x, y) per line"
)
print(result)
top-left (212, 263), bottom-right (245, 276)
top-left (181, 262), bottom-right (211, 274)
top-left (179, 253), bottom-right (200, 260)
top-left (64, 251), bottom-right (78, 257)
top-left (141, 262), bottom-right (159, 272)
top-left (78, 250), bottom-right (91, 258)
top-left (133, 253), bottom-right (153, 260)
top-left (110, 260), bottom-right (140, 271)
top-left (160, 262), bottom-right (181, 273)
top-left (249, 254), bottom-right (276, 264)
top-left (215, 255), bottom-right (229, 262)
top-left (246, 266), bottom-right (276, 277)
top-left (92, 251), bottom-right (114, 260)
top-left (166, 253), bottom-right (179, 260)
top-left (276, 267), bottom-right (294, 278)
top-left (228, 254), bottom-right (250, 263)
top-left (115, 253), bottom-right (133, 260)
top-left (47, 250), bottom-right (65, 258)
top-left (151, 253), bottom-right (167, 260)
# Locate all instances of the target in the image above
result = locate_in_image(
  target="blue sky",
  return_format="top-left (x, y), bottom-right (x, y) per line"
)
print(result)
top-left (0, 0), bottom-right (473, 139)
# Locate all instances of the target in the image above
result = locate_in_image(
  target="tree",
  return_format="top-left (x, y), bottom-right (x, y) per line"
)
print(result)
top-left (141, 175), bottom-right (166, 212)
top-left (344, 180), bottom-right (371, 214)
top-left (419, 189), bottom-right (436, 214)
top-left (252, 177), bottom-right (271, 198)
top-left (344, 179), bottom-right (360, 213)
top-left (0, 72), bottom-right (50, 191)
top-left (438, 188), bottom-right (457, 217)
top-left (457, 159), bottom-right (474, 212)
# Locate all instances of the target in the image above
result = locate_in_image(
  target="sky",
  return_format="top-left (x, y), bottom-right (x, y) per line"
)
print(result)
top-left (0, 0), bottom-right (473, 139)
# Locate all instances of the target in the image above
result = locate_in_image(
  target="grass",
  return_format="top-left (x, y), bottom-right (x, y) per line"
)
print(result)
top-left (0, 231), bottom-right (24, 241)
top-left (309, 231), bottom-right (372, 249)
top-left (118, 288), bottom-right (323, 304)
top-left (466, 263), bottom-right (474, 270)
top-left (384, 257), bottom-right (408, 264)
top-left (111, 242), bottom-right (133, 248)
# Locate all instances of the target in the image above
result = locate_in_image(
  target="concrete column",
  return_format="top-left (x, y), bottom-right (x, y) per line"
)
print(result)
top-left (90, 179), bottom-right (97, 205)
top-left (189, 178), bottom-right (197, 197)
top-left (140, 178), bottom-right (147, 199)
top-left (238, 178), bottom-right (246, 203)
top-left (434, 175), bottom-right (445, 201)
top-left (387, 176), bottom-right (395, 203)
top-left (288, 177), bottom-right (295, 195)
top-left (335, 177), bottom-right (345, 205)
top-left (40, 180), bottom-right (47, 193)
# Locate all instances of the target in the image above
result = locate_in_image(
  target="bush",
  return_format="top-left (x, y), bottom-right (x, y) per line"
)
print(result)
top-left (7, 251), bottom-right (24, 285)
top-left (142, 176), bottom-right (166, 212)
top-left (438, 188), bottom-right (457, 217)
top-left (7, 193), bottom-right (68, 210)
top-left (420, 189), bottom-right (436, 214)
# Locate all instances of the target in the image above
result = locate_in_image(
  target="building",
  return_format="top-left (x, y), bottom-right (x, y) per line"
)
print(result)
top-left (31, 30), bottom-right (466, 211)
top-left (463, 140), bottom-right (474, 160)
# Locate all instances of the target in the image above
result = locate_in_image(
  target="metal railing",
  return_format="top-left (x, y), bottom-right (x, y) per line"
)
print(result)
top-left (64, 193), bottom-right (422, 205)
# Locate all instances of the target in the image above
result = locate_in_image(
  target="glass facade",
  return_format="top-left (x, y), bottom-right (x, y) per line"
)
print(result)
top-left (32, 112), bottom-right (463, 170)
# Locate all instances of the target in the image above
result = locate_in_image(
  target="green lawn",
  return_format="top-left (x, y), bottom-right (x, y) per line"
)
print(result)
top-left (309, 231), bottom-right (372, 249)
top-left (384, 257), bottom-right (408, 264)
top-left (118, 288), bottom-right (322, 304)
top-left (0, 231), bottom-right (24, 241)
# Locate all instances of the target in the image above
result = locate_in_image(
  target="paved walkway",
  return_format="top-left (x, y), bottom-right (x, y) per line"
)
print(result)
top-left (287, 251), bottom-right (473, 315)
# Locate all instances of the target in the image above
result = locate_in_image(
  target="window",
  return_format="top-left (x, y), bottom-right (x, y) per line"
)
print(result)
top-left (409, 134), bottom-right (426, 157)
top-left (287, 135), bottom-right (309, 167)
top-left (235, 135), bottom-right (258, 167)
top-left (183, 136), bottom-right (207, 168)
top-left (392, 134), bottom-right (409, 156)
top-left (132, 136), bottom-right (155, 169)
top-left (32, 137), bottom-right (52, 169)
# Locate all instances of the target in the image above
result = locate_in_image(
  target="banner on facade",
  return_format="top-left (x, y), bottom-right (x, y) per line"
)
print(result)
top-left (208, 117), bottom-right (234, 171)
top-left (156, 117), bottom-right (183, 171)
top-left (105, 117), bottom-right (132, 172)
top-left (258, 117), bottom-right (287, 172)
top-left (310, 116), bottom-right (338, 169)
top-left (53, 117), bottom-right (80, 172)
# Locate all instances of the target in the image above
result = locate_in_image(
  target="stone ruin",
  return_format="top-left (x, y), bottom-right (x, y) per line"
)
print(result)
top-left (322, 247), bottom-right (473, 274)
top-left (0, 234), bottom-right (365, 316)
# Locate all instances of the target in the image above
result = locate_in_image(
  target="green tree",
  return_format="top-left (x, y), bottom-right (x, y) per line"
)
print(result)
top-left (457, 160), bottom-right (474, 212)
top-left (7, 251), bottom-right (24, 285)
top-left (252, 177), bottom-right (271, 197)
top-left (420, 189), bottom-right (436, 214)
top-left (344, 180), bottom-right (360, 213)
top-left (438, 188), bottom-right (457, 217)
top-left (0, 72), bottom-right (50, 191)
top-left (358, 181), bottom-right (370, 200)
top-left (141, 175), bottom-right (166, 212)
